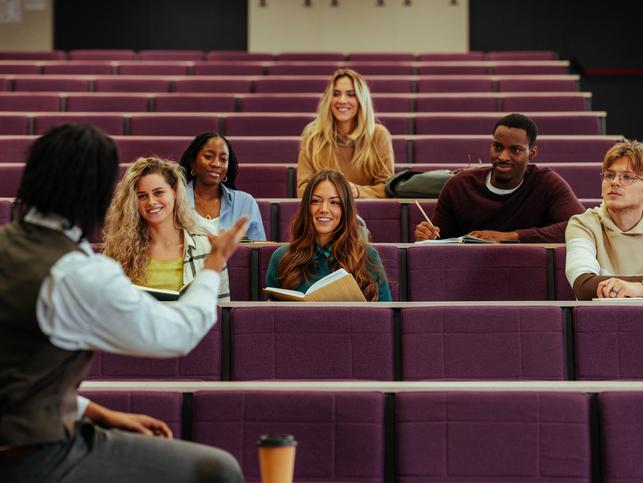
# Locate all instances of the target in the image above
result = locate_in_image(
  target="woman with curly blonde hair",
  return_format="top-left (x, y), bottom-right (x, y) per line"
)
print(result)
top-left (266, 169), bottom-right (391, 301)
top-left (103, 157), bottom-right (230, 300)
top-left (297, 68), bottom-right (394, 199)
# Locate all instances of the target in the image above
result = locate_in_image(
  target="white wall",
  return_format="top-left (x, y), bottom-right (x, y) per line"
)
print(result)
top-left (0, 0), bottom-right (53, 50)
top-left (249, 0), bottom-right (468, 53)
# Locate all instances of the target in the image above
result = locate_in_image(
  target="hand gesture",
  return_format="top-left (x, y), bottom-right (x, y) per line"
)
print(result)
top-left (467, 230), bottom-right (518, 243)
top-left (415, 221), bottom-right (440, 241)
top-left (597, 278), bottom-right (643, 298)
top-left (204, 216), bottom-right (249, 272)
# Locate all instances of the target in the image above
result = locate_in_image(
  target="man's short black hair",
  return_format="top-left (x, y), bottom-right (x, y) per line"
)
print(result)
top-left (493, 113), bottom-right (538, 147)
top-left (16, 123), bottom-right (119, 237)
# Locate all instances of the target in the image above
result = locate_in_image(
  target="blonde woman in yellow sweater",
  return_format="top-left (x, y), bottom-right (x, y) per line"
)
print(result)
top-left (565, 140), bottom-right (643, 300)
top-left (297, 68), bottom-right (394, 198)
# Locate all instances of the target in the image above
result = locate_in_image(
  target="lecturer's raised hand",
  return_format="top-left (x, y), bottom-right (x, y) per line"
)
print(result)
top-left (204, 216), bottom-right (249, 272)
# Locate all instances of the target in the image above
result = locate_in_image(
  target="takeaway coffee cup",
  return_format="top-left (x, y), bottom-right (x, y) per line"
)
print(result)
top-left (257, 434), bottom-right (298, 483)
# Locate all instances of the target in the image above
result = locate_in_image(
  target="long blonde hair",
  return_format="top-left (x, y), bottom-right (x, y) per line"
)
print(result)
top-left (103, 157), bottom-right (201, 282)
top-left (302, 68), bottom-right (384, 180)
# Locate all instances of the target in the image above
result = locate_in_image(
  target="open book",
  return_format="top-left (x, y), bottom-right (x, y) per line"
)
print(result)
top-left (264, 268), bottom-right (367, 302)
top-left (415, 235), bottom-right (494, 245)
top-left (133, 283), bottom-right (190, 302)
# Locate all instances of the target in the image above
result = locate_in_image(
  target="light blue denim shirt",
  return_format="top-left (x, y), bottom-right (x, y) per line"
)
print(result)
top-left (187, 181), bottom-right (266, 241)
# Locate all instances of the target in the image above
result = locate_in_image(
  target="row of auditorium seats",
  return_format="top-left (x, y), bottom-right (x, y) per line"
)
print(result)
top-left (0, 161), bottom-right (605, 198)
top-left (0, 91), bottom-right (592, 113)
top-left (0, 49), bottom-right (560, 61)
top-left (0, 74), bottom-right (581, 94)
top-left (86, 303), bottom-right (643, 381)
top-left (0, 60), bottom-right (570, 76)
top-left (0, 112), bottom-right (607, 137)
top-left (80, 388), bottom-right (628, 482)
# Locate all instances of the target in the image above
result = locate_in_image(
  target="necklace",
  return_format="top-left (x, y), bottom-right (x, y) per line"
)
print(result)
top-left (194, 191), bottom-right (221, 220)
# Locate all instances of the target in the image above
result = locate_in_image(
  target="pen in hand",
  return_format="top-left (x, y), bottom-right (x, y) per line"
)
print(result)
top-left (414, 200), bottom-right (439, 239)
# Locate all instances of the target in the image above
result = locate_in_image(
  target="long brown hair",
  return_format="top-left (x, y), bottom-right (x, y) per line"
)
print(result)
top-left (277, 169), bottom-right (380, 300)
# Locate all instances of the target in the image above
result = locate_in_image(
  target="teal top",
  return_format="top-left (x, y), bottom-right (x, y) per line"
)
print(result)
top-left (265, 243), bottom-right (392, 301)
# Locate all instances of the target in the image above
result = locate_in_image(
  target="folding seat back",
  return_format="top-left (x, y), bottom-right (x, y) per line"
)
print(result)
top-left (544, 163), bottom-right (602, 198)
top-left (417, 52), bottom-right (484, 61)
top-left (0, 136), bottom-right (34, 163)
top-left (66, 94), bottom-right (150, 112)
top-left (88, 320), bottom-right (220, 380)
top-left (238, 94), bottom-right (319, 113)
top-left (0, 93), bottom-right (60, 111)
top-left (599, 391), bottom-right (643, 483)
top-left (94, 77), bottom-right (171, 93)
top-left (487, 50), bottom-right (558, 60)
top-left (350, 53), bottom-right (415, 61)
top-left (192, 62), bottom-right (264, 76)
top-left (415, 95), bottom-right (497, 112)
top-left (371, 243), bottom-right (400, 300)
top-left (498, 78), bottom-right (578, 92)
top-left (278, 52), bottom-right (345, 61)
top-left (367, 77), bottom-right (413, 93)
top-left (501, 94), bottom-right (589, 112)
top-left (537, 137), bottom-right (616, 163)
top-left (256, 200), bottom-right (272, 241)
top-left (417, 77), bottom-right (494, 93)
top-left (415, 114), bottom-right (496, 135)
top-left (79, 391), bottom-right (182, 438)
top-left (193, 391), bottom-right (385, 482)
top-left (173, 78), bottom-right (252, 93)
top-left (554, 245), bottom-right (576, 300)
top-left (69, 50), bottom-right (136, 60)
top-left (396, 391), bottom-right (590, 482)
top-left (417, 65), bottom-right (489, 75)
top-left (230, 307), bottom-right (394, 380)
top-left (492, 64), bottom-right (568, 75)
top-left (377, 114), bottom-right (410, 135)
top-left (0, 63), bottom-right (41, 74)
top-left (413, 135), bottom-right (489, 164)
top-left (276, 200), bottom-right (299, 242)
top-left (254, 77), bottom-right (328, 93)
top-left (33, 114), bottom-right (124, 135)
top-left (355, 200), bottom-right (403, 242)
top-left (229, 137), bottom-right (300, 164)
top-left (0, 51), bottom-right (66, 60)
top-left (228, 245), bottom-right (253, 301)
top-left (223, 114), bottom-right (314, 136)
top-left (528, 114), bottom-right (603, 135)
top-left (0, 114), bottom-right (30, 135)
top-left (235, 164), bottom-right (292, 198)
top-left (153, 93), bottom-right (236, 113)
top-left (401, 306), bottom-right (566, 380)
top-left (371, 94), bottom-right (414, 113)
top-left (118, 62), bottom-right (191, 76)
top-left (138, 50), bottom-right (204, 61)
top-left (347, 62), bottom-right (414, 75)
top-left (13, 76), bottom-right (91, 92)
top-left (392, 137), bottom-right (409, 163)
top-left (267, 63), bottom-right (340, 76)
top-left (406, 245), bottom-right (549, 301)
top-left (128, 114), bottom-right (219, 136)
top-left (206, 51), bottom-right (274, 61)
top-left (574, 306), bottom-right (643, 380)
top-left (0, 164), bottom-right (23, 196)
top-left (42, 62), bottom-right (114, 75)
top-left (114, 136), bottom-right (188, 163)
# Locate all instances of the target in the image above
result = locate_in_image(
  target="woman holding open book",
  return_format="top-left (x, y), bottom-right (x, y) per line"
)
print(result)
top-left (265, 169), bottom-right (392, 301)
top-left (296, 68), bottom-right (394, 199)
top-left (103, 157), bottom-right (230, 300)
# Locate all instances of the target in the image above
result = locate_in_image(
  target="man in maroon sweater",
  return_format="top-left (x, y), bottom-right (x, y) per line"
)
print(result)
top-left (415, 113), bottom-right (585, 243)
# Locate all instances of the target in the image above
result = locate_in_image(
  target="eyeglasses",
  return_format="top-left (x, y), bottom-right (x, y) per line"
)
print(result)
top-left (600, 171), bottom-right (643, 186)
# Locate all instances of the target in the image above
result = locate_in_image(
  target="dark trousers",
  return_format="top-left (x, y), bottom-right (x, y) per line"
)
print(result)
top-left (0, 422), bottom-right (243, 483)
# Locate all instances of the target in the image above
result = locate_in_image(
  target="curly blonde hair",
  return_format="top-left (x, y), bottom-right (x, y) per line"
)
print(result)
top-left (103, 157), bottom-right (201, 283)
top-left (301, 68), bottom-right (385, 180)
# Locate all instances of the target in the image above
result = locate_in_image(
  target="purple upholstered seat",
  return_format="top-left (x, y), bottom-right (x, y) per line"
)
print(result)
top-left (33, 113), bottom-right (124, 135)
top-left (417, 77), bottom-right (494, 93)
top-left (128, 114), bottom-right (219, 136)
top-left (417, 65), bottom-right (489, 75)
top-left (230, 307), bottom-right (393, 380)
top-left (94, 77), bottom-right (171, 93)
top-left (401, 306), bottom-right (566, 379)
top-left (544, 163), bottom-right (602, 198)
top-left (193, 391), bottom-right (385, 482)
top-left (355, 201), bottom-right (403, 242)
top-left (257, 200), bottom-right (272, 241)
top-left (235, 165), bottom-right (292, 198)
top-left (89, 320), bottom-right (220, 380)
top-left (377, 114), bottom-right (410, 135)
top-left (238, 94), bottom-right (320, 113)
top-left (228, 245), bottom-right (253, 300)
top-left (417, 52), bottom-right (485, 61)
top-left (346, 62), bottom-right (414, 75)
top-left (366, 77), bottom-right (414, 93)
top-left (537, 137), bottom-right (616, 163)
top-left (66, 94), bottom-right (150, 112)
top-left (413, 135), bottom-right (490, 164)
top-left (0, 63), bottom-right (41, 74)
top-left (0, 114), bottom-right (30, 135)
top-left (267, 63), bottom-right (341, 76)
top-left (206, 52), bottom-right (274, 61)
top-left (153, 93), bottom-right (236, 112)
top-left (350, 53), bottom-right (416, 61)
top-left (12, 76), bottom-right (91, 92)
top-left (406, 245), bottom-right (549, 301)
top-left (497, 78), bottom-right (578, 92)
top-left (0, 93), bottom-right (59, 111)
top-left (415, 114), bottom-right (497, 135)
top-left (278, 52), bottom-right (345, 61)
top-left (69, 50), bottom-right (136, 60)
top-left (0, 50), bottom-right (66, 60)
top-left (118, 62), bottom-right (191, 76)
top-left (114, 135), bottom-right (189, 163)
top-left (392, 137), bottom-right (408, 163)
top-left (415, 95), bottom-right (498, 112)
top-left (0, 77), bottom-right (7, 91)
top-left (0, 136), bottom-right (34, 162)
top-left (501, 94), bottom-right (589, 112)
top-left (254, 77), bottom-right (328, 93)
top-left (574, 306), bottom-right (643, 380)
top-left (396, 391), bottom-right (590, 482)
top-left (276, 200), bottom-right (299, 242)
top-left (173, 78), bottom-right (252, 93)
top-left (0, 164), bottom-right (23, 196)
top-left (229, 137), bottom-right (300, 164)
top-left (371, 95), bottom-right (414, 113)
top-left (599, 391), bottom-right (643, 483)
top-left (79, 391), bottom-right (182, 438)
top-left (487, 50), bottom-right (558, 60)
top-left (138, 50), bottom-right (205, 61)
top-left (529, 115), bottom-right (604, 135)
top-left (0, 197), bottom-right (13, 225)
top-left (407, 200), bottom-right (438, 241)
top-left (42, 62), bottom-right (114, 75)
top-left (492, 64), bottom-right (568, 75)
top-left (192, 62), bottom-right (265, 76)
top-left (553, 246), bottom-right (576, 301)
top-left (223, 114), bottom-right (314, 136)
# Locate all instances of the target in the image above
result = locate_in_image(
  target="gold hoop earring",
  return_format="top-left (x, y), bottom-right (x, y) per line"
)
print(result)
top-left (222, 176), bottom-right (228, 182)
top-left (190, 168), bottom-right (195, 176)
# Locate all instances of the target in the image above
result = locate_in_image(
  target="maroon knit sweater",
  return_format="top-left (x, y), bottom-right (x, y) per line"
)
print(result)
top-left (433, 165), bottom-right (585, 242)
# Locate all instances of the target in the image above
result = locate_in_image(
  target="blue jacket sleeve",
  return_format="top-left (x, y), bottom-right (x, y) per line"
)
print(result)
top-left (246, 197), bottom-right (267, 241)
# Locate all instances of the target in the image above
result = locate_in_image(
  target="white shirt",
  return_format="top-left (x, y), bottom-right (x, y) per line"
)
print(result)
top-left (27, 211), bottom-right (221, 417)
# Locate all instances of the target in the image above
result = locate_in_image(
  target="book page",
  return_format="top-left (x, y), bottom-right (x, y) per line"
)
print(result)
top-left (263, 287), bottom-right (306, 301)
top-left (305, 272), bottom-right (366, 302)
top-left (306, 268), bottom-right (349, 293)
